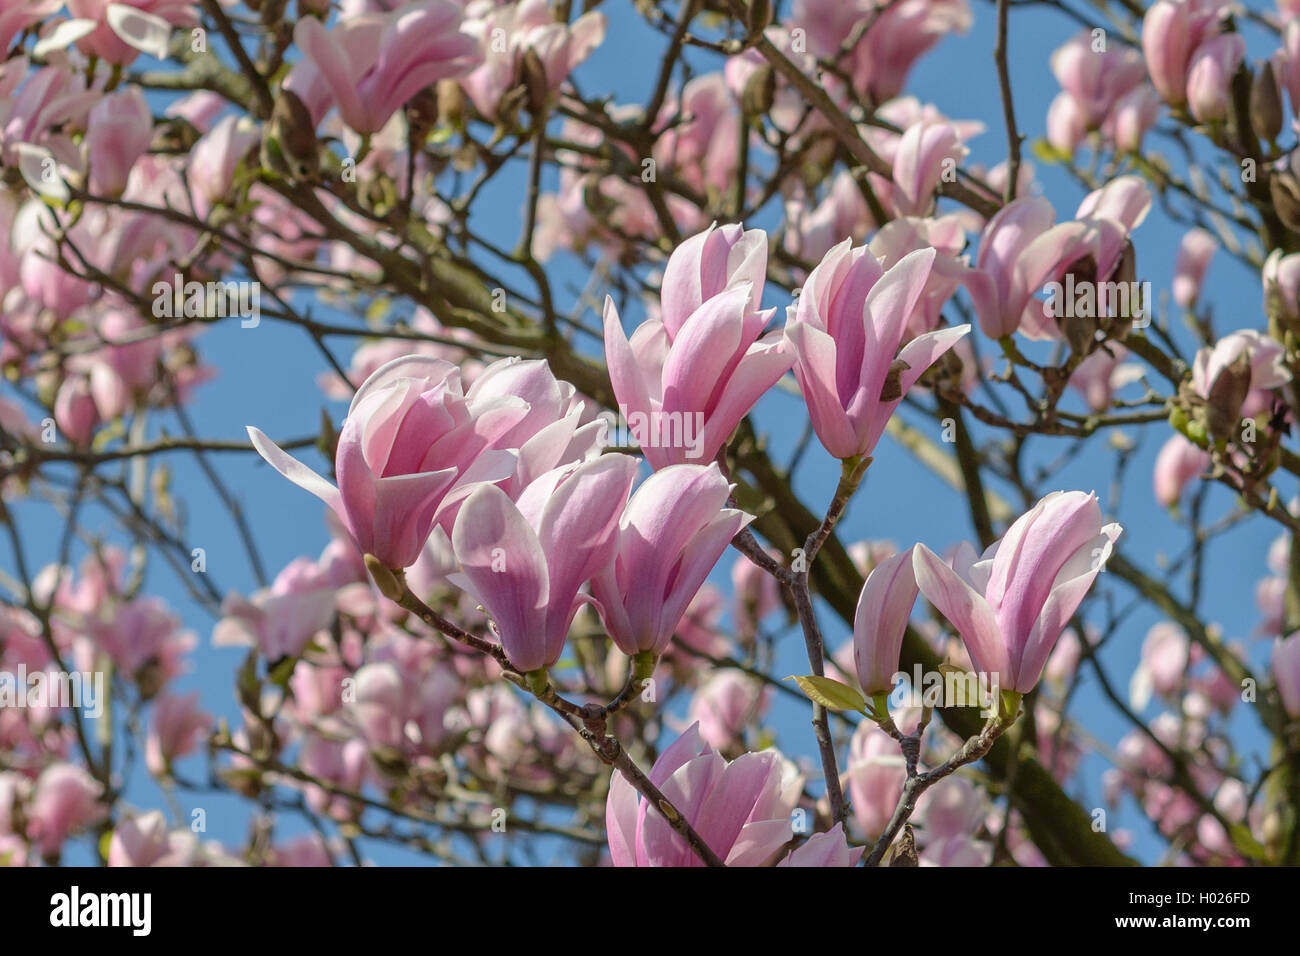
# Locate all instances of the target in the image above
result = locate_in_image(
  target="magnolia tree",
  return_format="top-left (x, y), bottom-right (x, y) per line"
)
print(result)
top-left (1, 0), bottom-right (1299, 870)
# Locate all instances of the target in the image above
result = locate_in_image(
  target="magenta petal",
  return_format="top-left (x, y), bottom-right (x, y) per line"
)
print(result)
top-left (451, 484), bottom-right (551, 671)
top-left (912, 544), bottom-right (1009, 684)
top-left (698, 336), bottom-right (793, 463)
top-left (786, 322), bottom-right (860, 459)
top-left (853, 546), bottom-right (918, 695)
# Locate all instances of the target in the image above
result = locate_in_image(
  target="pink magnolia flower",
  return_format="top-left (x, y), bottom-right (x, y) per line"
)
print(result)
top-left (844, 716), bottom-right (910, 838)
top-left (1273, 631), bottom-right (1300, 718)
top-left (249, 355), bottom-right (529, 570)
top-left (108, 810), bottom-right (200, 867)
top-left (590, 463), bottom-right (752, 660)
top-left (604, 226), bottom-right (792, 469)
top-left (1050, 30), bottom-right (1146, 131)
top-left (778, 822), bottom-right (864, 867)
top-left (451, 454), bottom-right (638, 673)
top-left (461, 0), bottom-right (606, 120)
top-left (84, 87), bottom-right (152, 197)
top-left (783, 171), bottom-right (879, 263)
top-left (300, 734), bottom-right (369, 820)
top-left (968, 178), bottom-right (1150, 339)
top-left (27, 763), bottom-right (105, 858)
top-left (1107, 86), bottom-right (1162, 153)
top-left (1153, 433), bottom-right (1211, 507)
top-left (731, 550), bottom-right (781, 639)
top-left (891, 119), bottom-right (968, 216)
top-left (146, 691), bottom-right (211, 776)
top-left (350, 662), bottom-right (407, 749)
top-left (1191, 330), bottom-right (1292, 402)
top-left (1186, 33), bottom-right (1245, 123)
top-left (687, 669), bottom-right (767, 750)
top-left (794, 0), bottom-right (972, 103)
top-left (659, 221), bottom-right (768, 336)
top-left (1173, 228), bottom-right (1217, 309)
top-left (653, 73), bottom-right (742, 197)
top-left (89, 595), bottom-right (196, 689)
top-left (188, 114), bottom-right (260, 219)
top-left (66, 0), bottom-right (198, 66)
top-left (1046, 92), bottom-right (1087, 154)
top-left (1265, 248), bottom-right (1300, 319)
top-left (913, 491), bottom-right (1123, 694)
top-left (290, 0), bottom-right (482, 134)
top-left (1141, 0), bottom-right (1228, 105)
top-left (869, 213), bottom-right (973, 338)
top-left (606, 723), bottom-right (799, 866)
top-left (1067, 344), bottom-right (1145, 412)
top-left (1129, 622), bottom-right (1190, 710)
top-left (459, 356), bottom-right (604, 494)
top-left (915, 774), bottom-right (987, 842)
top-left (53, 374), bottom-right (99, 447)
top-left (853, 547), bottom-right (918, 696)
top-left (212, 559), bottom-right (338, 661)
top-left (784, 243), bottom-right (969, 459)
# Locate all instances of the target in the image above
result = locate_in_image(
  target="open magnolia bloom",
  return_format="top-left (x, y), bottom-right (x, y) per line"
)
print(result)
top-left (913, 491), bottom-right (1123, 695)
top-left (606, 723), bottom-right (803, 867)
top-left (248, 355), bottom-right (526, 570)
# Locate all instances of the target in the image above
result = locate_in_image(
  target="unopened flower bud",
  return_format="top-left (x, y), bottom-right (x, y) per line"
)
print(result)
top-left (741, 63), bottom-right (775, 119)
top-left (1204, 352), bottom-right (1253, 443)
top-left (1271, 170), bottom-right (1300, 233)
top-left (1252, 61), bottom-right (1284, 144)
top-left (436, 79), bottom-right (464, 128)
top-left (521, 48), bottom-right (550, 116)
top-left (261, 89), bottom-right (319, 183)
top-left (405, 87), bottom-right (440, 144)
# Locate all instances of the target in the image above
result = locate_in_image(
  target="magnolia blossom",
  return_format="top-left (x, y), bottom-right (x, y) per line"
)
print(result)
top-left (1067, 345), bottom-right (1145, 412)
top-left (785, 243), bottom-right (969, 459)
top-left (461, 0), bottom-right (606, 120)
top-left (1191, 331), bottom-right (1292, 403)
top-left (591, 463), bottom-right (752, 659)
top-left (84, 87), bottom-right (152, 196)
top-left (604, 224), bottom-right (792, 469)
top-left (1047, 31), bottom-right (1146, 151)
top-left (108, 810), bottom-right (202, 867)
top-left (212, 559), bottom-right (338, 662)
top-left (1141, 0), bottom-right (1231, 106)
top-left (1153, 433), bottom-right (1211, 507)
top-left (145, 691), bottom-right (211, 776)
top-left (1173, 228), bottom-right (1217, 309)
top-left (606, 723), bottom-right (800, 866)
top-left (844, 716), bottom-right (910, 838)
top-left (289, 1), bottom-right (482, 134)
top-left (687, 669), bottom-right (767, 750)
top-left (451, 454), bottom-right (638, 673)
top-left (913, 491), bottom-right (1123, 694)
top-left (891, 119), bottom-right (968, 216)
top-left (249, 355), bottom-right (528, 570)
top-left (778, 823), bottom-right (864, 867)
top-left (27, 764), bottom-right (105, 858)
top-left (968, 177), bottom-right (1150, 339)
top-left (1274, 631), bottom-right (1300, 718)
top-left (1185, 33), bottom-right (1245, 123)
top-left (1129, 623), bottom-right (1191, 710)
top-left (853, 547), bottom-right (918, 696)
